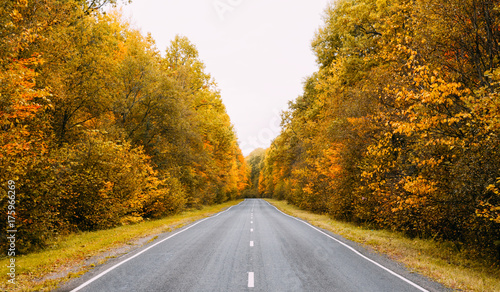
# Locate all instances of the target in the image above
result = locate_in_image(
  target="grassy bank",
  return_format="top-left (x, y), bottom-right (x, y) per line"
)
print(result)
top-left (266, 199), bottom-right (500, 292)
top-left (0, 200), bottom-right (243, 292)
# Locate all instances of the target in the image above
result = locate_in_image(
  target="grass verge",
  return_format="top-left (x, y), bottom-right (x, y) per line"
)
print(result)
top-left (0, 199), bottom-right (243, 292)
top-left (266, 199), bottom-right (500, 292)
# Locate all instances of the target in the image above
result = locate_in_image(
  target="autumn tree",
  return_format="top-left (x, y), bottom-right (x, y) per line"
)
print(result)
top-left (244, 148), bottom-right (265, 197)
top-left (259, 0), bottom-right (500, 258)
top-left (1, 1), bottom-right (247, 252)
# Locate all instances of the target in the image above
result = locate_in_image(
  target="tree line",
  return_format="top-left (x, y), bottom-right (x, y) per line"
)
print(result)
top-left (258, 0), bottom-right (500, 259)
top-left (0, 0), bottom-right (248, 252)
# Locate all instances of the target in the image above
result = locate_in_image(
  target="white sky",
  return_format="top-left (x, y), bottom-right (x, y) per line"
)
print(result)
top-left (118, 0), bottom-right (331, 156)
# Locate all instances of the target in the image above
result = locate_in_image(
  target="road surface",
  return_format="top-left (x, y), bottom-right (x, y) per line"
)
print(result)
top-left (58, 199), bottom-right (448, 292)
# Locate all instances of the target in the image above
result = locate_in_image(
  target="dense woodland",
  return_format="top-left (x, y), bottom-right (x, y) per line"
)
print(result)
top-left (244, 148), bottom-right (265, 197)
top-left (3, 0), bottom-right (500, 262)
top-left (259, 0), bottom-right (500, 258)
top-left (0, 0), bottom-right (248, 252)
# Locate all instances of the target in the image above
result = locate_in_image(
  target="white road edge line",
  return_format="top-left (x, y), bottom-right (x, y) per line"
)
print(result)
top-left (248, 272), bottom-right (255, 288)
top-left (265, 201), bottom-right (430, 292)
top-left (70, 201), bottom-right (245, 292)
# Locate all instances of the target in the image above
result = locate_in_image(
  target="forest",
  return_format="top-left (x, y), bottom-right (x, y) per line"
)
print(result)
top-left (0, 0), bottom-right (248, 252)
top-left (3, 0), bottom-right (500, 264)
top-left (258, 0), bottom-right (500, 259)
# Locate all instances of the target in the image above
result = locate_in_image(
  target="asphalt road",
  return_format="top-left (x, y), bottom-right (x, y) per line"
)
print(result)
top-left (59, 199), bottom-right (448, 292)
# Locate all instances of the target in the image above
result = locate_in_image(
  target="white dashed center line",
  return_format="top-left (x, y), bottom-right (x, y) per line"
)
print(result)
top-left (250, 241), bottom-right (254, 247)
top-left (248, 272), bottom-right (254, 288)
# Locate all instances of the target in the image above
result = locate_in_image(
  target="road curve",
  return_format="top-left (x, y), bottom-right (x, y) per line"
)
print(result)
top-left (57, 199), bottom-right (448, 292)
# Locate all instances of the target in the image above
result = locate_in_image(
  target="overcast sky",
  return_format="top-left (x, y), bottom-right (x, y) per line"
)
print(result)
top-left (119, 0), bottom-right (331, 156)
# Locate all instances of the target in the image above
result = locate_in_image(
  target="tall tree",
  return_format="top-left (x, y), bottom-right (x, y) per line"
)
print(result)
top-left (259, 0), bottom-right (500, 258)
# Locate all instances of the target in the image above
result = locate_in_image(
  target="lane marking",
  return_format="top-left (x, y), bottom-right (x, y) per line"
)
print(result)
top-left (250, 241), bottom-right (254, 247)
top-left (248, 272), bottom-right (254, 288)
top-left (250, 221), bottom-right (253, 224)
top-left (264, 201), bottom-right (430, 292)
top-left (251, 228), bottom-right (254, 232)
top-left (70, 201), bottom-right (245, 292)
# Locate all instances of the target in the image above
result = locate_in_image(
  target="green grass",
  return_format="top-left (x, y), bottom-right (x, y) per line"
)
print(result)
top-left (0, 200), bottom-right (243, 292)
top-left (266, 199), bottom-right (500, 292)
